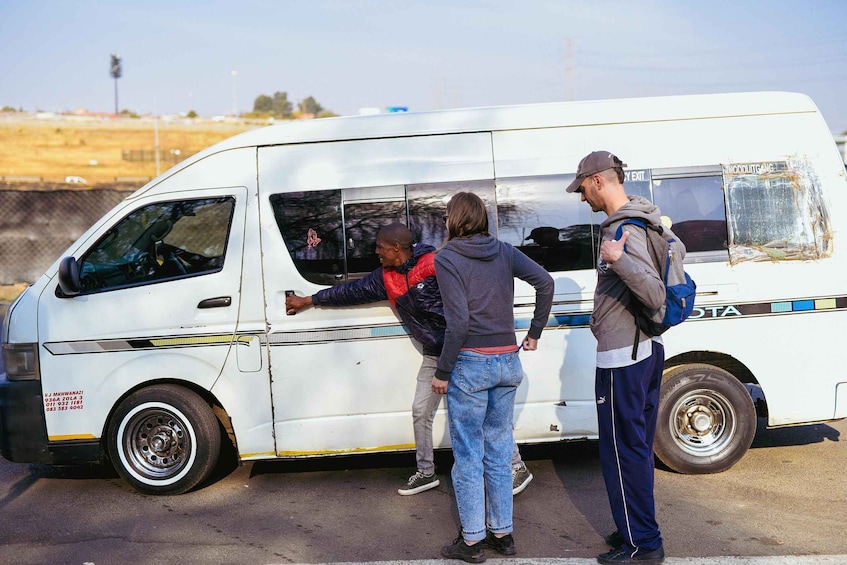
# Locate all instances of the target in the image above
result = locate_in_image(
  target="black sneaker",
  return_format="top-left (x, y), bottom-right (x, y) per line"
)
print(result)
top-left (397, 470), bottom-right (440, 495)
top-left (441, 535), bottom-right (486, 563)
top-left (482, 531), bottom-right (516, 555)
top-left (597, 545), bottom-right (665, 564)
top-left (604, 530), bottom-right (625, 548)
top-left (511, 463), bottom-right (533, 495)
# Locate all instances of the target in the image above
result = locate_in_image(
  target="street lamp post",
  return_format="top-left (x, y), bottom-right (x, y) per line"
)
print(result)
top-left (110, 54), bottom-right (122, 115)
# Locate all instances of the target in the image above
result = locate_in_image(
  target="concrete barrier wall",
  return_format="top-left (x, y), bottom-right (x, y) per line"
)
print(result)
top-left (1, 186), bottom-right (133, 284)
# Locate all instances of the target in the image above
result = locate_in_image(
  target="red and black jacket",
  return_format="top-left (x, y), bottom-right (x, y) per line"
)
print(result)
top-left (312, 243), bottom-right (446, 356)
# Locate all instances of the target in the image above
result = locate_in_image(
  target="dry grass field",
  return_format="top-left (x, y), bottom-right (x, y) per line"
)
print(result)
top-left (0, 116), bottom-right (260, 185)
top-left (0, 116), bottom-right (263, 303)
top-left (0, 283), bottom-right (28, 303)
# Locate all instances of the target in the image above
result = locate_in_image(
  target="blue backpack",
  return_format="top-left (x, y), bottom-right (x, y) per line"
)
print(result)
top-left (615, 218), bottom-right (696, 357)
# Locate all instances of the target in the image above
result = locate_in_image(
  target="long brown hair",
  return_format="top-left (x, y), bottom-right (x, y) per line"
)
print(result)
top-left (445, 192), bottom-right (489, 241)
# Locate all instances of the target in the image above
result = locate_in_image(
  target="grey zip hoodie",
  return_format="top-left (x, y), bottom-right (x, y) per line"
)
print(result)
top-left (593, 195), bottom-right (666, 368)
top-left (434, 233), bottom-right (554, 381)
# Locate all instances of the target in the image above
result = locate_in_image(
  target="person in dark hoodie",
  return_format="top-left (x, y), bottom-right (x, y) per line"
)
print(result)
top-left (432, 193), bottom-right (553, 562)
top-left (285, 222), bottom-right (534, 497)
top-left (566, 151), bottom-right (668, 565)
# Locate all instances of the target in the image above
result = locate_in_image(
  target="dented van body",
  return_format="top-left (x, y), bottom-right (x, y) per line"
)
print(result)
top-left (2, 91), bottom-right (846, 494)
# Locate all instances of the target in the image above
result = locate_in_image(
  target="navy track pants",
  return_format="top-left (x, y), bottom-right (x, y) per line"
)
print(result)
top-left (595, 340), bottom-right (664, 554)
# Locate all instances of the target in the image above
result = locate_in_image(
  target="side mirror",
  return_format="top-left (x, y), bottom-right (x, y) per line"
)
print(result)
top-left (57, 257), bottom-right (81, 297)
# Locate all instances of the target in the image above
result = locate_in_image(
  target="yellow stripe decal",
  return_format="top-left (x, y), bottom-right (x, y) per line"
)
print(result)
top-left (276, 443), bottom-right (415, 457)
top-left (815, 298), bottom-right (837, 310)
top-left (150, 335), bottom-right (234, 346)
top-left (238, 451), bottom-right (278, 460)
top-left (48, 434), bottom-right (98, 441)
top-left (44, 332), bottom-right (266, 355)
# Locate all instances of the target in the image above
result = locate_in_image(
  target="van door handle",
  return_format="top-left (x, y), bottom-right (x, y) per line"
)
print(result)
top-left (197, 296), bottom-right (232, 309)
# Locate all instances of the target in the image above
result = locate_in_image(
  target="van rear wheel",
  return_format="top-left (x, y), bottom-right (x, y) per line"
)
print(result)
top-left (107, 385), bottom-right (220, 495)
top-left (655, 364), bottom-right (756, 474)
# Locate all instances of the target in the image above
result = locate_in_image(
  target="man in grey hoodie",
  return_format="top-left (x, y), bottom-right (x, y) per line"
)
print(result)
top-left (566, 151), bottom-right (666, 565)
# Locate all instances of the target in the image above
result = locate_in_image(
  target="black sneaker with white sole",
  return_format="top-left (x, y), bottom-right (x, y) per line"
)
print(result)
top-left (511, 463), bottom-right (533, 495)
top-left (398, 470), bottom-right (440, 495)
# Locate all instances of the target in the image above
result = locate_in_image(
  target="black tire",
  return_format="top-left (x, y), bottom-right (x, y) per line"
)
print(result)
top-left (654, 363), bottom-right (756, 474)
top-left (106, 385), bottom-right (221, 495)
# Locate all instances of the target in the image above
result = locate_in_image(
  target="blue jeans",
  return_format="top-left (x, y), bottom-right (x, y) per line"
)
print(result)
top-left (446, 350), bottom-right (523, 542)
top-left (414, 355), bottom-right (525, 475)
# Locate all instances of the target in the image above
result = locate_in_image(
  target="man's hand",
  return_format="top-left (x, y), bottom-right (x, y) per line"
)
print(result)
top-left (431, 377), bottom-right (448, 395)
top-left (285, 293), bottom-right (313, 315)
top-left (600, 230), bottom-right (630, 264)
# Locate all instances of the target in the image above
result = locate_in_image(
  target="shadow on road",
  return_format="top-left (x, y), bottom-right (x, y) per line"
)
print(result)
top-left (250, 448), bottom-right (426, 479)
top-left (750, 417), bottom-right (840, 448)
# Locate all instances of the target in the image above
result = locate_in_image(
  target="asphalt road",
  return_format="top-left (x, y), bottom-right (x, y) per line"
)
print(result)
top-left (0, 414), bottom-right (844, 565)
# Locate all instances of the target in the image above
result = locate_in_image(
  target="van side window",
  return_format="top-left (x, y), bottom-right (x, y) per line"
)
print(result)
top-left (496, 175), bottom-right (597, 272)
top-left (272, 182), bottom-right (498, 285)
top-left (270, 190), bottom-right (345, 286)
top-left (724, 161), bottom-right (831, 263)
top-left (79, 197), bottom-right (235, 293)
top-left (651, 169), bottom-right (728, 258)
top-left (271, 187), bottom-right (408, 284)
top-left (408, 180), bottom-right (496, 248)
top-left (342, 185), bottom-right (407, 279)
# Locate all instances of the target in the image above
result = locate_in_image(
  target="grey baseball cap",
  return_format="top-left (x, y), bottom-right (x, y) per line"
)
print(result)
top-left (566, 151), bottom-right (627, 193)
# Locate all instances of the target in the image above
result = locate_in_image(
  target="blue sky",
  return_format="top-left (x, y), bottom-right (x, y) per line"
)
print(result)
top-left (2, 0), bottom-right (846, 132)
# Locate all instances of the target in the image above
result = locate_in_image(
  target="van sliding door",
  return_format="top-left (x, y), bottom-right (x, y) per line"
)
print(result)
top-left (258, 133), bottom-right (494, 457)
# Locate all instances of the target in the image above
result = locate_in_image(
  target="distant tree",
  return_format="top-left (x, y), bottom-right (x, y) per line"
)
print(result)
top-left (298, 96), bottom-right (323, 117)
top-left (272, 91), bottom-right (293, 119)
top-left (2, 105), bottom-right (17, 112)
top-left (186, 110), bottom-right (198, 118)
top-left (254, 94), bottom-right (273, 113)
top-left (252, 91), bottom-right (298, 119)
top-left (317, 110), bottom-right (338, 119)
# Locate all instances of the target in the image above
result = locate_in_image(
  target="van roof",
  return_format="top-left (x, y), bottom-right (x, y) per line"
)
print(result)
top-left (147, 91), bottom-right (818, 190)
top-left (220, 91), bottom-right (816, 148)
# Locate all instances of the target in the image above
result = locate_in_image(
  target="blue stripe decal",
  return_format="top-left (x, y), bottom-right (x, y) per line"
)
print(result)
top-left (793, 300), bottom-right (815, 311)
top-left (272, 295), bottom-right (847, 346)
top-left (515, 313), bottom-right (591, 330)
top-left (553, 313), bottom-right (591, 327)
top-left (370, 326), bottom-right (410, 337)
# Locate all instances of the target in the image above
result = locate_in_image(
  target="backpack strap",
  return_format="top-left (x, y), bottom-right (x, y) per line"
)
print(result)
top-left (613, 218), bottom-right (664, 360)
top-left (615, 218), bottom-right (667, 284)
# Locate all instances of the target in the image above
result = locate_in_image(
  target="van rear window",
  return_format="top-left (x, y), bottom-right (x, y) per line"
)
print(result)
top-left (724, 160), bottom-right (832, 263)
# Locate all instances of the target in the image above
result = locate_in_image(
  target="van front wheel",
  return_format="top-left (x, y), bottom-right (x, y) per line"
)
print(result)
top-left (107, 385), bottom-right (221, 495)
top-left (654, 364), bottom-right (756, 474)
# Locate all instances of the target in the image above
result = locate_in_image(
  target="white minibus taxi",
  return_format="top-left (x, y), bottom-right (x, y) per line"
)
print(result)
top-left (2, 92), bottom-right (846, 495)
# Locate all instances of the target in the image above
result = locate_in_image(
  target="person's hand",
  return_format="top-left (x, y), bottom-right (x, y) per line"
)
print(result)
top-left (285, 293), bottom-right (312, 315)
top-left (521, 335), bottom-right (538, 351)
top-left (431, 377), bottom-right (448, 395)
top-left (600, 230), bottom-right (630, 264)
